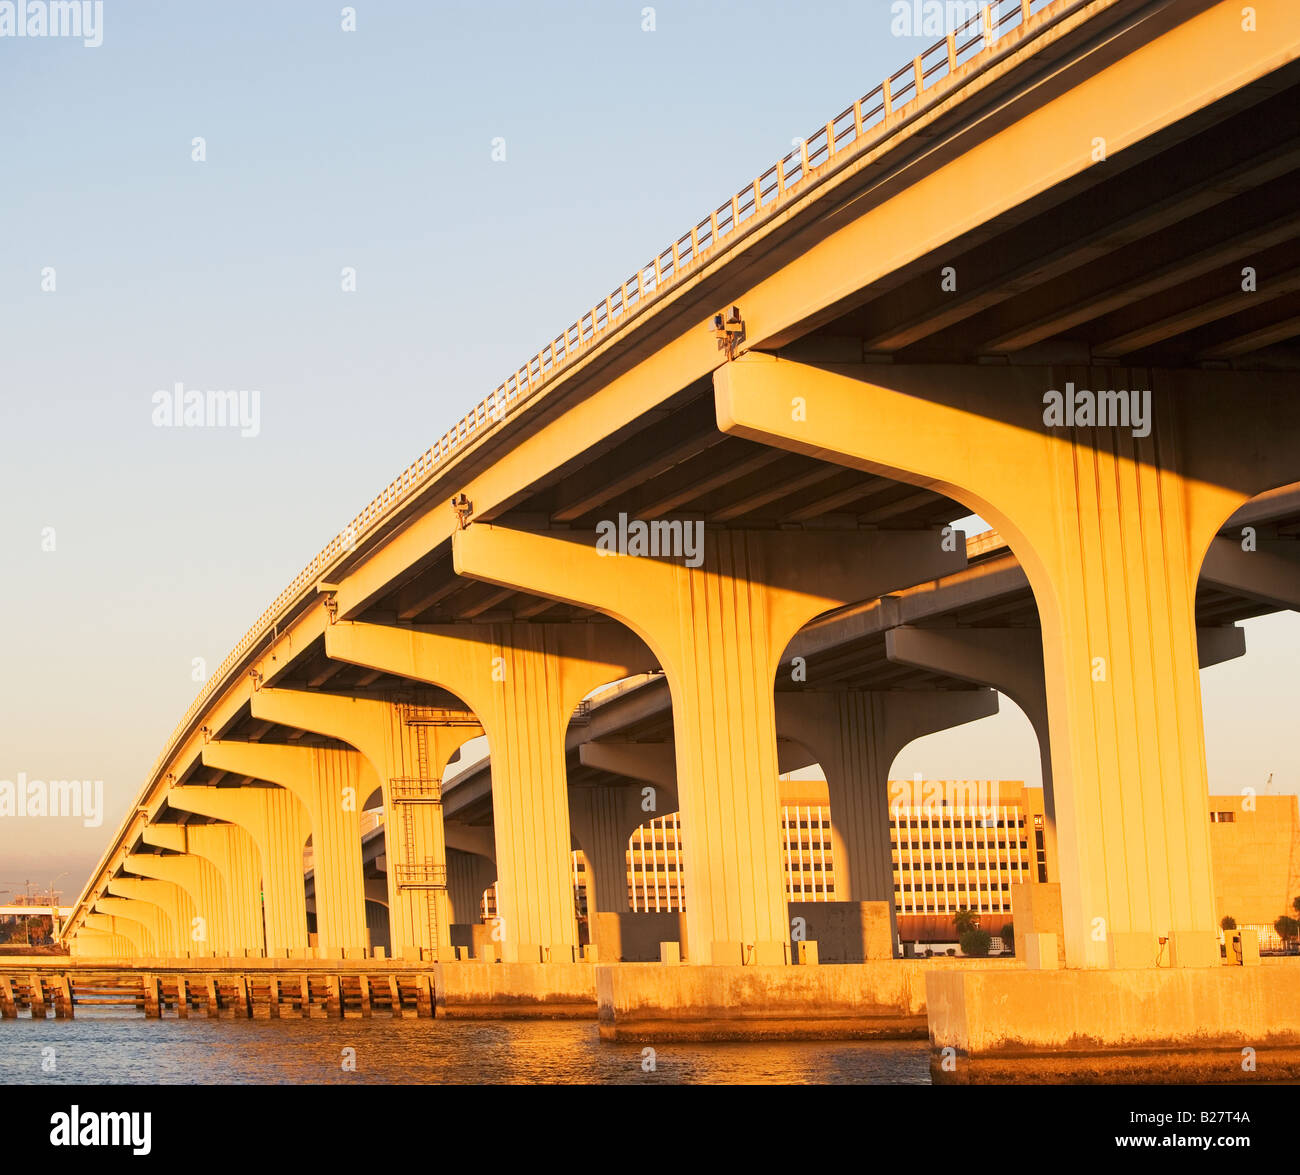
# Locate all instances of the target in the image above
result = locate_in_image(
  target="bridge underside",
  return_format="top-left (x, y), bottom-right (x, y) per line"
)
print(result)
top-left (63, 0), bottom-right (1300, 1075)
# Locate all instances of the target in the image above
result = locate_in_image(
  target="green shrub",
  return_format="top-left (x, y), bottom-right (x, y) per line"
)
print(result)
top-left (960, 929), bottom-right (992, 957)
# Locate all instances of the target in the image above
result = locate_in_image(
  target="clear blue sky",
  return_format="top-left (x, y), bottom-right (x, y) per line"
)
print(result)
top-left (2, 0), bottom-right (1296, 896)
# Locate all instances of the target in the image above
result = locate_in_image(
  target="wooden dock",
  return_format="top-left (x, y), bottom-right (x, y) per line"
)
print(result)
top-left (0, 959), bottom-right (435, 1020)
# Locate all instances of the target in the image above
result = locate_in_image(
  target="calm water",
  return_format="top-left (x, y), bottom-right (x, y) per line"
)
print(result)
top-left (0, 1009), bottom-right (930, 1084)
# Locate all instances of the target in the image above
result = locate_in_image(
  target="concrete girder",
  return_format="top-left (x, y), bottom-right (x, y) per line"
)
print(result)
top-left (1201, 535), bottom-right (1300, 611)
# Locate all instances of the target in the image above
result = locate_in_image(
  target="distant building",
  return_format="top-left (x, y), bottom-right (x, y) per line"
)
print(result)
top-left (1208, 793), bottom-right (1300, 951)
top-left (565, 779), bottom-right (1042, 942)
top-left (554, 782), bottom-right (1300, 948)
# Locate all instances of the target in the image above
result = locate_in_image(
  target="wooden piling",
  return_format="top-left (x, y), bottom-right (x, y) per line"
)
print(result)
top-left (29, 977), bottom-right (48, 1019)
top-left (0, 976), bottom-right (17, 1018)
top-left (53, 974), bottom-right (74, 1019)
top-left (142, 974), bottom-right (161, 1019)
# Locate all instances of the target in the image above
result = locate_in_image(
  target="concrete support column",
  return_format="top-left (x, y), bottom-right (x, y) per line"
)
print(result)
top-left (168, 785), bottom-right (310, 954)
top-left (776, 688), bottom-right (999, 943)
top-left (568, 784), bottom-right (650, 914)
top-left (447, 848), bottom-right (496, 925)
top-left (247, 689), bottom-right (482, 961)
top-left (326, 620), bottom-right (653, 962)
top-left (125, 850), bottom-right (227, 956)
top-left (74, 922), bottom-right (133, 957)
top-left (82, 912), bottom-right (145, 957)
top-left (144, 823), bottom-right (265, 956)
top-left (885, 624), bottom-right (1246, 888)
top-left (103, 881), bottom-right (189, 956)
top-left (93, 898), bottom-right (162, 957)
top-left (115, 882), bottom-right (185, 957)
top-left (452, 523), bottom-right (963, 964)
top-left (122, 852), bottom-right (215, 956)
top-left (717, 355), bottom-right (1300, 968)
top-left (200, 742), bottom-right (374, 956)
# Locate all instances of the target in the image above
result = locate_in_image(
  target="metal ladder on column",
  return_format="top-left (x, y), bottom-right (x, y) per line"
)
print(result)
top-left (391, 710), bottom-right (448, 957)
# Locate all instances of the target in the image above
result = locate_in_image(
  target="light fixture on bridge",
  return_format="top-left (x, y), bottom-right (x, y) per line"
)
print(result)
top-left (711, 306), bottom-right (744, 359)
top-left (451, 493), bottom-right (474, 529)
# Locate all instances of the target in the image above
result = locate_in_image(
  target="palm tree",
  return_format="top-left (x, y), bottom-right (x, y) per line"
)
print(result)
top-left (1220, 915), bottom-right (1237, 931)
top-left (953, 907), bottom-right (978, 935)
top-left (1275, 914), bottom-right (1299, 951)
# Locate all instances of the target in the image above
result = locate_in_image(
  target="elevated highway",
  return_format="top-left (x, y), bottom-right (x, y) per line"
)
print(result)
top-left (57, 0), bottom-right (1300, 1065)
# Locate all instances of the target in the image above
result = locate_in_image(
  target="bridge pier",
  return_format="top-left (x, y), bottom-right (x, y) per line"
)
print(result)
top-left (717, 356), bottom-right (1300, 1069)
top-left (170, 785), bottom-right (310, 955)
top-left (143, 823), bottom-right (266, 957)
top-left (447, 847), bottom-right (495, 955)
top-left (568, 781), bottom-right (648, 917)
top-left (776, 687), bottom-right (999, 953)
top-left (106, 876), bottom-right (197, 958)
top-left (325, 619), bottom-right (654, 963)
top-left (885, 622), bottom-right (1249, 900)
top-left (125, 849), bottom-right (229, 956)
top-left (201, 742), bottom-right (373, 958)
top-left (80, 913), bottom-right (142, 958)
top-left (717, 357), bottom-right (1300, 969)
top-left (247, 688), bottom-right (483, 962)
top-left (93, 898), bottom-right (163, 957)
top-left (453, 523), bottom-right (964, 966)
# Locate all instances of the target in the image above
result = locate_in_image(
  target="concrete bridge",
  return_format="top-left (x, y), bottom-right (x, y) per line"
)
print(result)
top-left (58, 0), bottom-right (1300, 1073)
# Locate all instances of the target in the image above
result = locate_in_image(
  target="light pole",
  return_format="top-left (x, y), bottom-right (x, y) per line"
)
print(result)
top-left (46, 872), bottom-right (69, 940)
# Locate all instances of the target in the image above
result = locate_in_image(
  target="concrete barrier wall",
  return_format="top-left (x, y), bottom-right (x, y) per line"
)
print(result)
top-left (596, 958), bottom-right (1017, 1041)
top-left (590, 912), bottom-right (685, 962)
top-left (927, 962), bottom-right (1300, 1054)
top-left (435, 961), bottom-right (597, 1018)
top-left (788, 901), bottom-right (893, 961)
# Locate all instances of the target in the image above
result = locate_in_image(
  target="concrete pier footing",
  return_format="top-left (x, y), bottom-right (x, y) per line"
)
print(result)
top-left (926, 962), bottom-right (1300, 1083)
top-left (434, 961), bottom-right (597, 1018)
top-left (594, 960), bottom-right (1014, 1042)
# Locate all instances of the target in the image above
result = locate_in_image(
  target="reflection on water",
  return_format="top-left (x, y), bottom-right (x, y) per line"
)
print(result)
top-left (0, 1009), bottom-right (930, 1085)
